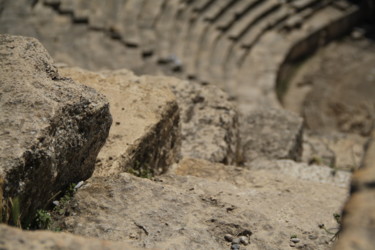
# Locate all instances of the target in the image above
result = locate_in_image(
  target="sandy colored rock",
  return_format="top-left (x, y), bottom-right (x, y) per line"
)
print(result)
top-left (302, 131), bottom-right (366, 171)
top-left (294, 40), bottom-right (375, 137)
top-left (59, 67), bottom-right (180, 177)
top-left (0, 0), bottom-right (144, 72)
top-left (334, 190), bottom-right (375, 250)
top-left (0, 34), bottom-right (111, 224)
top-left (55, 158), bottom-right (349, 250)
top-left (241, 108), bottom-right (303, 163)
top-left (140, 75), bottom-right (240, 165)
top-left (335, 129), bottom-right (375, 249)
top-left (0, 224), bottom-right (140, 250)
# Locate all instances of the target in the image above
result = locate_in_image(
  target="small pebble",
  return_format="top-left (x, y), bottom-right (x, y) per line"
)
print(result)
top-left (224, 234), bottom-right (234, 242)
top-left (52, 200), bottom-right (59, 206)
top-left (308, 234), bottom-right (318, 240)
top-left (231, 243), bottom-right (240, 250)
top-left (290, 243), bottom-right (296, 247)
top-left (290, 238), bottom-right (300, 243)
top-left (232, 238), bottom-right (240, 244)
top-left (239, 236), bottom-right (249, 245)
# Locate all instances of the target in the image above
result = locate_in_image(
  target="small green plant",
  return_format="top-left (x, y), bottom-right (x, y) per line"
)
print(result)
top-left (28, 183), bottom-right (77, 230)
top-left (290, 234), bottom-right (297, 239)
top-left (309, 155), bottom-right (323, 165)
top-left (34, 209), bottom-right (51, 230)
top-left (333, 213), bottom-right (341, 224)
top-left (318, 213), bottom-right (342, 242)
top-left (53, 183), bottom-right (76, 216)
top-left (127, 161), bottom-right (153, 179)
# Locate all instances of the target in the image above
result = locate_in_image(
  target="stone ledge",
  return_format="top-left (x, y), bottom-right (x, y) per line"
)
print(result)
top-left (0, 34), bottom-right (112, 224)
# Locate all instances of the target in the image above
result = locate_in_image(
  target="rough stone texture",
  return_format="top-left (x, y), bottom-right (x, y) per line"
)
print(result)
top-left (140, 75), bottom-right (240, 165)
top-left (282, 37), bottom-right (374, 170)
top-left (0, 35), bottom-right (111, 224)
top-left (0, 224), bottom-right (141, 250)
top-left (247, 159), bottom-right (351, 188)
top-left (335, 129), bottom-right (375, 249)
top-left (241, 108), bottom-right (303, 164)
top-left (0, 0), bottom-right (144, 72)
top-left (58, 67), bottom-right (180, 177)
top-left (54, 158), bottom-right (349, 250)
top-left (302, 131), bottom-right (366, 171)
top-left (300, 40), bottom-right (375, 137)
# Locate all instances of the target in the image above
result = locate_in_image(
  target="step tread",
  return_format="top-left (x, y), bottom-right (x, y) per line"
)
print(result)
top-left (228, 0), bottom-right (281, 40)
top-left (216, 0), bottom-right (261, 30)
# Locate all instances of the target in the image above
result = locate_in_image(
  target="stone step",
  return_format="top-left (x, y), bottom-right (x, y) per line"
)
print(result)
top-left (332, 0), bottom-right (353, 11)
top-left (120, 0), bottom-right (144, 47)
top-left (168, 3), bottom-right (193, 71)
top-left (183, 19), bottom-right (209, 77)
top-left (223, 5), bottom-right (292, 84)
top-left (191, 0), bottom-right (216, 13)
top-left (280, 0), bottom-right (332, 31)
top-left (87, 0), bottom-right (119, 30)
top-left (228, 0), bottom-right (281, 40)
top-left (222, 44), bottom-right (245, 91)
top-left (155, 0), bottom-right (181, 62)
top-left (216, 0), bottom-right (261, 31)
top-left (58, 0), bottom-right (74, 14)
top-left (235, 3), bottom-right (359, 113)
top-left (241, 5), bottom-right (292, 48)
top-left (183, 0), bottom-right (227, 77)
top-left (196, 0), bottom-right (251, 82)
top-left (59, 67), bottom-right (180, 177)
top-left (290, 0), bottom-right (320, 11)
top-left (71, 0), bottom-right (91, 23)
top-left (43, 0), bottom-right (61, 5)
top-left (138, 0), bottom-right (165, 55)
top-left (208, 34), bottom-right (234, 82)
top-left (195, 27), bottom-right (222, 83)
top-left (203, 0), bottom-right (234, 22)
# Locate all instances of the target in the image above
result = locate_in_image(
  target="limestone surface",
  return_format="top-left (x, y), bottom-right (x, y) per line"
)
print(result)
top-left (0, 34), bottom-right (111, 224)
top-left (241, 108), bottom-right (303, 164)
top-left (140, 75), bottom-right (240, 165)
top-left (335, 129), bottom-right (375, 249)
top-left (58, 67), bottom-right (180, 177)
top-left (0, 224), bottom-right (140, 250)
top-left (53, 159), bottom-right (349, 250)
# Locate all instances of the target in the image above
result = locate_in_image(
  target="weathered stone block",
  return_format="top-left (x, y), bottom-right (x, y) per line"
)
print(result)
top-left (0, 34), bottom-right (111, 224)
top-left (241, 108), bottom-right (303, 163)
top-left (141, 75), bottom-right (240, 165)
top-left (58, 67), bottom-right (180, 177)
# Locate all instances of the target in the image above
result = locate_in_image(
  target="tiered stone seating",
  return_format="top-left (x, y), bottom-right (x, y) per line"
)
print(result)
top-left (58, 0), bottom-right (74, 14)
top-left (41, 0), bottom-right (360, 99)
top-left (138, 0), bottom-right (165, 55)
top-left (155, 0), bottom-right (181, 62)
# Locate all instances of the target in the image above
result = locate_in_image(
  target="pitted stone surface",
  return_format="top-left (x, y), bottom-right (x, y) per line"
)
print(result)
top-left (241, 108), bottom-right (303, 164)
top-left (58, 67), bottom-right (180, 177)
top-left (54, 158), bottom-right (348, 250)
top-left (140, 75), bottom-right (240, 165)
top-left (0, 34), bottom-right (111, 223)
top-left (0, 224), bottom-right (140, 250)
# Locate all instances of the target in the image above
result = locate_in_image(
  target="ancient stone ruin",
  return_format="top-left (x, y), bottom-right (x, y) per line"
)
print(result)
top-left (0, 0), bottom-right (374, 249)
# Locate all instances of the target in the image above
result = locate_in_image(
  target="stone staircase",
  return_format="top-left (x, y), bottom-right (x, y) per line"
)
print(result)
top-left (39, 0), bottom-right (360, 102)
top-left (0, 1), bottom-right (373, 249)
